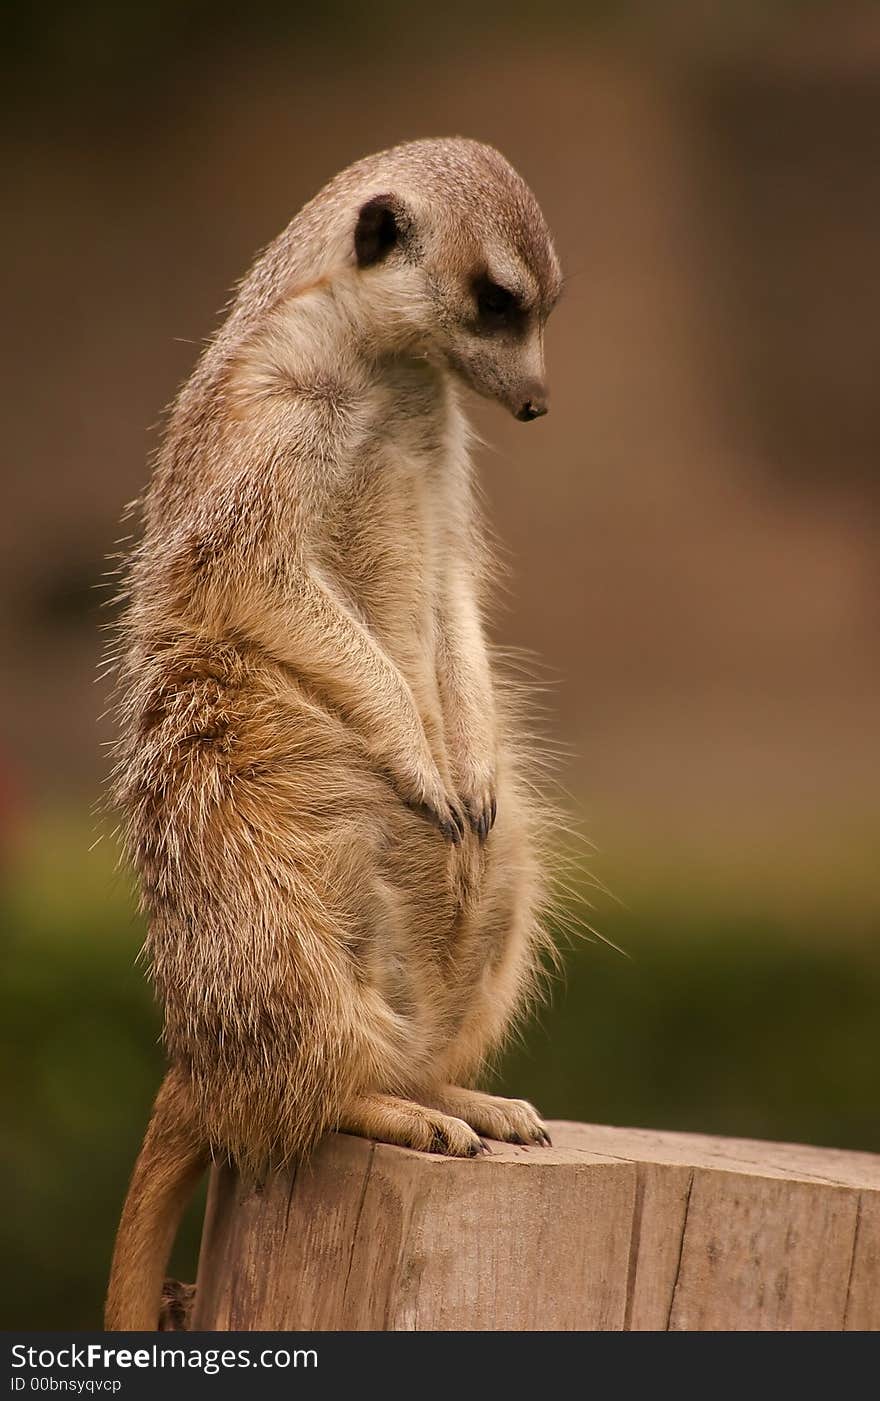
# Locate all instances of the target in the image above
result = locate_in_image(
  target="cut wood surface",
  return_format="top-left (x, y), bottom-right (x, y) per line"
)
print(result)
top-left (191, 1121), bottom-right (880, 1331)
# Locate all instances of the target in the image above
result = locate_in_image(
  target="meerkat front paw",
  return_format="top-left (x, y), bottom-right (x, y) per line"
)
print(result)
top-left (406, 793), bottom-right (467, 845)
top-left (462, 788), bottom-right (496, 842)
top-left (396, 759), bottom-right (467, 844)
top-left (456, 767), bottom-right (497, 841)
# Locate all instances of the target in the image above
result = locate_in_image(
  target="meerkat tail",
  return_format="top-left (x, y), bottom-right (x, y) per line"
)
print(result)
top-left (104, 1067), bottom-right (209, 1331)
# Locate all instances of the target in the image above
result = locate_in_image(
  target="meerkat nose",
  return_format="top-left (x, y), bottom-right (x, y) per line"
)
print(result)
top-left (516, 394), bottom-right (548, 422)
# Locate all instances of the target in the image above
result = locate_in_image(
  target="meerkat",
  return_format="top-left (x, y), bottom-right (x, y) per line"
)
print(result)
top-left (104, 137), bottom-right (563, 1331)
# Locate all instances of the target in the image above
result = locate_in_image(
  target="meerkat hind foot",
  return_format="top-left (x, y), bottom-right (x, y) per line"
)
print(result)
top-left (337, 1093), bottom-right (485, 1158)
top-left (428, 1086), bottom-right (552, 1147)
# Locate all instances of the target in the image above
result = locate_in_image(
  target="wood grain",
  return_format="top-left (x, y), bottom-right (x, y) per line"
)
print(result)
top-left (190, 1121), bottom-right (880, 1331)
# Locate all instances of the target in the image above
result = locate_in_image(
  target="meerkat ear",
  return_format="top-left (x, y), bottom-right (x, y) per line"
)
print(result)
top-left (354, 194), bottom-right (410, 268)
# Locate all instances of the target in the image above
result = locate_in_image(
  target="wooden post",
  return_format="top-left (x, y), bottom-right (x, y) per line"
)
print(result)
top-left (190, 1121), bottom-right (880, 1331)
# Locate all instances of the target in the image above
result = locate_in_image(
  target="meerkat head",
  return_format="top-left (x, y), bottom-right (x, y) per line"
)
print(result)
top-left (344, 140), bottom-right (562, 421)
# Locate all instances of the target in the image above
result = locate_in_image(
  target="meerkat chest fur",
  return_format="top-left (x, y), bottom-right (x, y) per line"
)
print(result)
top-left (227, 288), bottom-right (479, 701)
top-left (327, 361), bottom-right (474, 674)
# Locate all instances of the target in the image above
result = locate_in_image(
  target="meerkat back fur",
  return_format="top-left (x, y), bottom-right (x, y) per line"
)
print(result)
top-left (105, 138), bottom-right (563, 1329)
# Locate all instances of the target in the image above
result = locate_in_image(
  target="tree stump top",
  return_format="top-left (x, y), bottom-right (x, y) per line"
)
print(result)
top-left (192, 1121), bottom-right (880, 1331)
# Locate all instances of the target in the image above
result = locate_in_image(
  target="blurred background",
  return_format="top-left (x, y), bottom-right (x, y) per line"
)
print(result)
top-left (3, 0), bottom-right (879, 1328)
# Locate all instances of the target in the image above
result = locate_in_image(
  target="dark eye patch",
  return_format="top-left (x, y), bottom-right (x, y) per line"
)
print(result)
top-left (472, 274), bottom-right (523, 332)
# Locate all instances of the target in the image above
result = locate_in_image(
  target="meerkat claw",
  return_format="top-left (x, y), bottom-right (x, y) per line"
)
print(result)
top-left (407, 797), bottom-right (463, 844)
top-left (441, 817), bottom-right (462, 845)
top-left (464, 796), bottom-right (495, 842)
top-left (443, 804), bottom-right (466, 843)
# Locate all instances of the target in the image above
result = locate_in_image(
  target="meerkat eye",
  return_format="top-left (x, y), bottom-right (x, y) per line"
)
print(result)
top-left (473, 275), bottom-right (521, 330)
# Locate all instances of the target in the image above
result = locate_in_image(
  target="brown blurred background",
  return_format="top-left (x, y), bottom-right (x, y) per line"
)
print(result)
top-left (2, 0), bottom-right (879, 1327)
